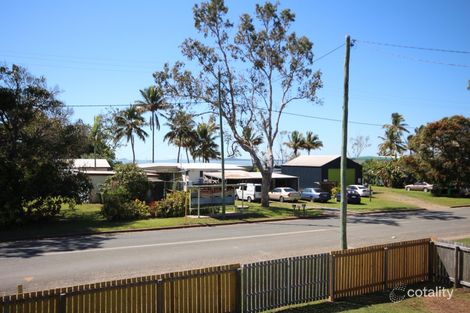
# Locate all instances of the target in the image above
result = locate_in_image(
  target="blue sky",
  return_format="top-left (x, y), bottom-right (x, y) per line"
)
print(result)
top-left (1, 0), bottom-right (469, 162)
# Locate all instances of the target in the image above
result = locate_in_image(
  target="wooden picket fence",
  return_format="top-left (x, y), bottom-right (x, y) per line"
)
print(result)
top-left (432, 240), bottom-right (470, 288)
top-left (330, 238), bottom-right (431, 300)
top-left (1, 238), bottom-right (454, 313)
top-left (0, 264), bottom-right (240, 313)
top-left (241, 253), bottom-right (329, 313)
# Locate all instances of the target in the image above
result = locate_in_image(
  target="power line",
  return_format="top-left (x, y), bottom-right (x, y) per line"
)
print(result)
top-left (313, 43), bottom-right (345, 63)
top-left (355, 39), bottom-right (470, 54)
top-left (367, 47), bottom-right (470, 68)
top-left (65, 103), bottom-right (397, 128)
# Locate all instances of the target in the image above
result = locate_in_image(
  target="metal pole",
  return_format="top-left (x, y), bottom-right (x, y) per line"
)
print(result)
top-left (197, 188), bottom-right (200, 218)
top-left (340, 35), bottom-right (351, 250)
top-left (218, 71), bottom-right (226, 216)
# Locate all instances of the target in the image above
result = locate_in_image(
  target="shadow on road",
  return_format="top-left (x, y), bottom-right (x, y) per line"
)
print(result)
top-left (0, 234), bottom-right (113, 258)
top-left (348, 210), bottom-right (465, 227)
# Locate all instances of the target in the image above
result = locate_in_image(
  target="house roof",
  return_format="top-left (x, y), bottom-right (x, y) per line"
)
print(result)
top-left (282, 155), bottom-right (341, 167)
top-left (72, 159), bottom-right (111, 169)
top-left (204, 170), bottom-right (297, 180)
top-left (138, 162), bottom-right (244, 172)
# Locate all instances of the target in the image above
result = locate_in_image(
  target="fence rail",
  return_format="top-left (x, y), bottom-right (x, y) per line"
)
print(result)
top-left (330, 238), bottom-right (431, 300)
top-left (2, 238), bottom-right (467, 313)
top-left (241, 253), bottom-right (329, 313)
top-left (0, 264), bottom-right (240, 313)
top-left (433, 240), bottom-right (470, 288)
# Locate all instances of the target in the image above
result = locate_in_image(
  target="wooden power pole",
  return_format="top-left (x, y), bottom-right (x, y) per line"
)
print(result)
top-left (340, 35), bottom-right (351, 250)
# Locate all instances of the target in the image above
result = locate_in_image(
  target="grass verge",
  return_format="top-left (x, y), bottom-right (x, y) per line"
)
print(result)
top-left (374, 186), bottom-right (470, 207)
top-left (0, 202), bottom-right (321, 241)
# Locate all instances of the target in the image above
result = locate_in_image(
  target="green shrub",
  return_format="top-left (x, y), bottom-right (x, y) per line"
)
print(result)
top-left (23, 196), bottom-right (65, 221)
top-left (101, 188), bottom-right (149, 221)
top-left (331, 186), bottom-right (340, 197)
top-left (100, 164), bottom-right (148, 201)
top-left (156, 191), bottom-right (189, 218)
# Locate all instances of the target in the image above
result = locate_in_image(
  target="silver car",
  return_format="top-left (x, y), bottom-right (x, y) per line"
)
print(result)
top-left (268, 187), bottom-right (301, 202)
top-left (347, 185), bottom-right (372, 197)
top-left (405, 182), bottom-right (433, 192)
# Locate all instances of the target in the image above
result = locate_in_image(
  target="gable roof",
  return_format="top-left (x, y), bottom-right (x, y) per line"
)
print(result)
top-left (282, 155), bottom-right (340, 167)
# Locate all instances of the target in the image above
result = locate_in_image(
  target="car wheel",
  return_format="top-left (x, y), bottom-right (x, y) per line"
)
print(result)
top-left (406, 187), bottom-right (410, 191)
top-left (247, 196), bottom-right (252, 203)
top-left (423, 188), bottom-right (428, 193)
top-left (279, 196), bottom-right (284, 203)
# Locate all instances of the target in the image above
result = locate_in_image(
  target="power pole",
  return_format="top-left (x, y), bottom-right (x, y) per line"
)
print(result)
top-left (218, 71), bottom-right (226, 216)
top-left (340, 35), bottom-right (351, 250)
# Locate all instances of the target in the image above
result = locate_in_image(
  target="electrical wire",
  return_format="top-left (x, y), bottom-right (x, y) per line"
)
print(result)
top-left (355, 39), bottom-right (470, 54)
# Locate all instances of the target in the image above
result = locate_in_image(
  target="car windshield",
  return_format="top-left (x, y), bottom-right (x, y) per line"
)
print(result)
top-left (283, 188), bottom-right (295, 192)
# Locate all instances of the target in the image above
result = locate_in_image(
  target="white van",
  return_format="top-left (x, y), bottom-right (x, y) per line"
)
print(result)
top-left (236, 183), bottom-right (262, 202)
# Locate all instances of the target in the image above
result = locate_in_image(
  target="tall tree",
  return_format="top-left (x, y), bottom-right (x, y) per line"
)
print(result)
top-left (284, 130), bottom-right (305, 157)
top-left (303, 131), bottom-right (323, 155)
top-left (164, 110), bottom-right (197, 163)
top-left (349, 135), bottom-right (370, 158)
top-left (193, 116), bottom-right (220, 162)
top-left (153, 0), bottom-right (322, 206)
top-left (407, 115), bottom-right (470, 190)
top-left (84, 115), bottom-right (116, 164)
top-left (0, 64), bottom-right (91, 225)
top-left (378, 113), bottom-right (409, 158)
top-left (113, 106), bottom-right (148, 163)
top-left (135, 86), bottom-right (170, 163)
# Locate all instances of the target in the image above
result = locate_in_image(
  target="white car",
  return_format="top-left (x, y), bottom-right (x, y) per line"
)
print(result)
top-left (347, 185), bottom-right (372, 197)
top-left (268, 187), bottom-right (301, 202)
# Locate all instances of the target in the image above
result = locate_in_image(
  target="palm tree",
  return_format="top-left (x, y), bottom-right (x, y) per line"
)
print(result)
top-left (192, 117), bottom-right (220, 162)
top-left (284, 131), bottom-right (305, 157)
top-left (242, 126), bottom-right (263, 149)
top-left (164, 110), bottom-right (197, 163)
top-left (135, 86), bottom-right (170, 163)
top-left (113, 106), bottom-right (148, 163)
top-left (303, 131), bottom-right (323, 155)
top-left (379, 113), bottom-right (409, 158)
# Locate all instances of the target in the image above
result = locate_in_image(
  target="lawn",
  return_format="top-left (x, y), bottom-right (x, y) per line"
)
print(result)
top-left (270, 284), bottom-right (470, 313)
top-left (0, 201), bottom-right (321, 241)
top-left (374, 186), bottom-right (470, 207)
top-left (456, 237), bottom-right (470, 245)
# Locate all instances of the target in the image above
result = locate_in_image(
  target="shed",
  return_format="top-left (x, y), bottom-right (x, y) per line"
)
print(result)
top-left (281, 155), bottom-right (362, 189)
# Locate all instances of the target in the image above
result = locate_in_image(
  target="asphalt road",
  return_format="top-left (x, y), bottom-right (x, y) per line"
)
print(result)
top-left (1, 207), bottom-right (469, 294)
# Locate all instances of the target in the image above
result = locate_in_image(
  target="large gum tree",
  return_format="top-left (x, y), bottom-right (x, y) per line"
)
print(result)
top-left (154, 0), bottom-right (322, 207)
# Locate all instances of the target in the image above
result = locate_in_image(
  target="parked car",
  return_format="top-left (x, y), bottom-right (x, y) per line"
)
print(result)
top-left (404, 182), bottom-right (433, 192)
top-left (335, 189), bottom-right (361, 204)
top-left (268, 187), bottom-right (301, 202)
top-left (236, 183), bottom-right (262, 202)
top-left (347, 185), bottom-right (372, 197)
top-left (300, 188), bottom-right (331, 203)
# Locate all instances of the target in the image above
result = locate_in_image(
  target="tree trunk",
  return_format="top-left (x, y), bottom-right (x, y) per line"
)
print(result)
top-left (151, 114), bottom-right (155, 163)
top-left (261, 170), bottom-right (272, 207)
top-left (131, 135), bottom-right (135, 163)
